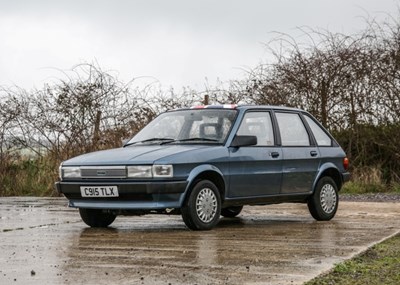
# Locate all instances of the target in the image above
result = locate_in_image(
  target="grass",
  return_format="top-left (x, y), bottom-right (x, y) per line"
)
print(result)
top-left (305, 234), bottom-right (400, 285)
top-left (341, 166), bottom-right (400, 194)
top-left (341, 181), bottom-right (400, 194)
top-left (0, 158), bottom-right (59, 196)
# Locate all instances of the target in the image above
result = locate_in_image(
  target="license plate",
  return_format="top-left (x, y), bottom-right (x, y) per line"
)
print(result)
top-left (80, 186), bottom-right (119, 197)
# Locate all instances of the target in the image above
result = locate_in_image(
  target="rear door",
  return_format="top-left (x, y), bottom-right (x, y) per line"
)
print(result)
top-left (274, 111), bottom-right (320, 194)
top-left (228, 111), bottom-right (282, 197)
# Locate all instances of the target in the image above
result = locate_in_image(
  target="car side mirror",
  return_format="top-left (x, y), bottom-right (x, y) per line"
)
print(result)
top-left (230, 135), bottom-right (257, 147)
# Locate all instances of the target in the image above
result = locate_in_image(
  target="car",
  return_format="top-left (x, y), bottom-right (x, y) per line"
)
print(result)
top-left (56, 104), bottom-right (350, 230)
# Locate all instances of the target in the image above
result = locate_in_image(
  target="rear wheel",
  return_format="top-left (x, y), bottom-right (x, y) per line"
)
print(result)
top-left (181, 180), bottom-right (221, 230)
top-left (308, 176), bottom-right (339, 221)
top-left (79, 208), bottom-right (116, 228)
top-left (221, 206), bottom-right (243, 218)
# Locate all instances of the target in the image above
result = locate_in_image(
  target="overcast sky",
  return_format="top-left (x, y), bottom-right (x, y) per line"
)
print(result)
top-left (0, 0), bottom-right (398, 91)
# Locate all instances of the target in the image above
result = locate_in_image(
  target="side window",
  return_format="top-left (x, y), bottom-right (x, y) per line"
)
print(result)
top-left (304, 115), bottom-right (332, 146)
top-left (275, 112), bottom-right (310, 146)
top-left (237, 112), bottom-right (275, 146)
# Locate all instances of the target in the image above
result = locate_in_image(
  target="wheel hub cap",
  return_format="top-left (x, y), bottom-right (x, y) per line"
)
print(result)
top-left (320, 184), bottom-right (337, 214)
top-left (196, 188), bottom-right (217, 223)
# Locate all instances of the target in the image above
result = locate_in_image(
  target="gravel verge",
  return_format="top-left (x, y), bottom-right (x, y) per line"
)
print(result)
top-left (340, 193), bottom-right (400, 202)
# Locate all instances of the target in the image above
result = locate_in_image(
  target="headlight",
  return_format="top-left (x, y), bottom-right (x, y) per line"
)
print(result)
top-left (126, 165), bottom-right (173, 178)
top-left (61, 167), bottom-right (81, 179)
top-left (153, 165), bottom-right (173, 177)
top-left (127, 165), bottom-right (152, 178)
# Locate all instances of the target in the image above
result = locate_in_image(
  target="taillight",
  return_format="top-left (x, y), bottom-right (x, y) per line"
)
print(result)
top-left (343, 157), bottom-right (349, 170)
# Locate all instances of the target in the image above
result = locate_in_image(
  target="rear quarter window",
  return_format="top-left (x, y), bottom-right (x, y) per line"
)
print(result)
top-left (304, 115), bottom-right (332, 146)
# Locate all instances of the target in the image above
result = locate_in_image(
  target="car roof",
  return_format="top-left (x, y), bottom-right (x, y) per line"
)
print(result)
top-left (236, 105), bottom-right (304, 112)
top-left (173, 104), bottom-right (306, 113)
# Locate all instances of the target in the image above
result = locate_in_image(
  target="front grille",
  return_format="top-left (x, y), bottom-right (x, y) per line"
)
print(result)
top-left (80, 166), bottom-right (127, 179)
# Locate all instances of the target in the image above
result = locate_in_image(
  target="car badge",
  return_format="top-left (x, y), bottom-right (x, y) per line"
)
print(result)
top-left (97, 170), bottom-right (107, 176)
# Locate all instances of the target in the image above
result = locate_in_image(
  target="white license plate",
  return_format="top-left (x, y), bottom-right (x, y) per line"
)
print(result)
top-left (80, 186), bottom-right (119, 197)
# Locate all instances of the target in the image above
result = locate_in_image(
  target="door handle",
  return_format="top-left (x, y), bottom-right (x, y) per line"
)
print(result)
top-left (270, 152), bottom-right (280, 158)
top-left (310, 150), bottom-right (318, 157)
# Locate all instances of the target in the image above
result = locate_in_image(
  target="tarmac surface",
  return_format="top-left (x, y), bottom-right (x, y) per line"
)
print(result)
top-left (0, 197), bottom-right (399, 285)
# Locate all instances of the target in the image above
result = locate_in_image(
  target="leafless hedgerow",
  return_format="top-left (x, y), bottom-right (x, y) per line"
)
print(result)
top-left (241, 15), bottom-right (400, 182)
top-left (0, 88), bottom-right (23, 167)
top-left (0, 64), bottom-right (205, 195)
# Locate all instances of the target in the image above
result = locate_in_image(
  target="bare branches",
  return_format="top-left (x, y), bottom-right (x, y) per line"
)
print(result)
top-left (239, 14), bottom-right (400, 182)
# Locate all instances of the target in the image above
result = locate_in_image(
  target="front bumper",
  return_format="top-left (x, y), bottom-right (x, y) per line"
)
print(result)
top-left (55, 180), bottom-right (188, 210)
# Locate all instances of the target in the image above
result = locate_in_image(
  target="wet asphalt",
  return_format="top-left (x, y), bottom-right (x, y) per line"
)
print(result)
top-left (0, 197), bottom-right (399, 285)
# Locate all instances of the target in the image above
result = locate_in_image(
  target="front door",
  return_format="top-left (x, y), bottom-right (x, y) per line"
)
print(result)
top-left (228, 111), bottom-right (282, 197)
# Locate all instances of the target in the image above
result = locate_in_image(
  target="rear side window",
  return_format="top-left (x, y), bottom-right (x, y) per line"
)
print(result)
top-left (275, 112), bottom-right (310, 146)
top-left (237, 112), bottom-right (275, 146)
top-left (304, 115), bottom-right (332, 146)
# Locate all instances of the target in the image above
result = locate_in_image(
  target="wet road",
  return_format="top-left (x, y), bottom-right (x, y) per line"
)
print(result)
top-left (0, 198), bottom-right (399, 285)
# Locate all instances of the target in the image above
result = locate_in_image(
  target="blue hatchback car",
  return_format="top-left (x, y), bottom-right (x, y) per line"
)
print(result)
top-left (56, 105), bottom-right (350, 230)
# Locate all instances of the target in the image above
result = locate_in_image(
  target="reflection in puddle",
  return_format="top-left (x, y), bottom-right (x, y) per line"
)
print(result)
top-left (196, 233), bottom-right (217, 266)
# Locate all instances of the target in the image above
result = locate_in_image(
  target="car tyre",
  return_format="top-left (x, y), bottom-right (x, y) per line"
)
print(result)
top-left (181, 180), bottom-right (221, 230)
top-left (79, 208), bottom-right (116, 228)
top-left (221, 206), bottom-right (243, 218)
top-left (308, 176), bottom-right (339, 221)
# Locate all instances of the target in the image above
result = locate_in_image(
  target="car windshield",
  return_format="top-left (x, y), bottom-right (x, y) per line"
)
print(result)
top-left (126, 109), bottom-right (237, 145)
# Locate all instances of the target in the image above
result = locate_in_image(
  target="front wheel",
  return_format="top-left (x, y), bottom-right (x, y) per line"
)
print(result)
top-left (79, 208), bottom-right (116, 228)
top-left (181, 180), bottom-right (221, 230)
top-left (308, 176), bottom-right (339, 221)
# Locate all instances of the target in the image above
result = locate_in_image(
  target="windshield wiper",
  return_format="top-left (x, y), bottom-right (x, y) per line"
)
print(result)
top-left (124, 138), bottom-right (174, 146)
top-left (125, 137), bottom-right (220, 147)
top-left (177, 137), bottom-right (219, 143)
